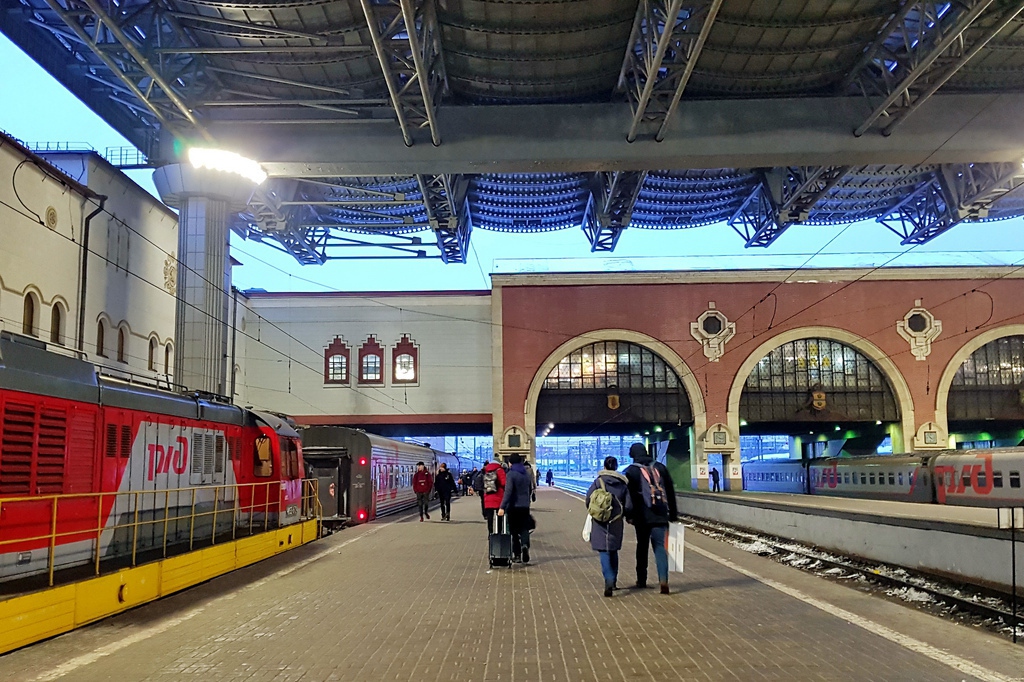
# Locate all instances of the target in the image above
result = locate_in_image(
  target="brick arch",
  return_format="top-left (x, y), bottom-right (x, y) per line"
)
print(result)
top-left (934, 324), bottom-right (1024, 431)
top-left (725, 326), bottom-right (916, 452)
top-left (522, 329), bottom-right (706, 459)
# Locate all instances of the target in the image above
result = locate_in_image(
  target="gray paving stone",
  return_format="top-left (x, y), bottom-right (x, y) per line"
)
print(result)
top-left (1, 488), bottom-right (1021, 681)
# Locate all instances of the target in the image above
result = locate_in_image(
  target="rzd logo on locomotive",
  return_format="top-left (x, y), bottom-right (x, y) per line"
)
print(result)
top-left (147, 436), bottom-right (190, 480)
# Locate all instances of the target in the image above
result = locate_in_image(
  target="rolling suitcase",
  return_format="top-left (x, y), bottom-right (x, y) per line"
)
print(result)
top-left (488, 513), bottom-right (513, 568)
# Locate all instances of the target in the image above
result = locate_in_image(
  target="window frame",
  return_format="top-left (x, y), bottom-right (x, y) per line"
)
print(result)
top-left (324, 336), bottom-right (351, 385)
top-left (357, 335), bottom-right (385, 386)
top-left (391, 334), bottom-right (419, 385)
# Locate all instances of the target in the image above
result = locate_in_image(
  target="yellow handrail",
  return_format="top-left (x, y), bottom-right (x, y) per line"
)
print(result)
top-left (0, 479), bottom-right (321, 586)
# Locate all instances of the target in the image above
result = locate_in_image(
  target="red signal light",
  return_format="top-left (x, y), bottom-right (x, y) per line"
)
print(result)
top-left (359, 457), bottom-right (368, 466)
top-left (357, 510), bottom-right (367, 521)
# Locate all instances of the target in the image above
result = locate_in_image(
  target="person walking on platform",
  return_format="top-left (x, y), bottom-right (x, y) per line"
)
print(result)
top-left (546, 469), bottom-right (554, 487)
top-left (586, 456), bottom-right (632, 597)
top-left (434, 463), bottom-right (457, 521)
top-left (710, 467), bottom-right (721, 493)
top-left (624, 443), bottom-right (678, 594)
top-left (412, 461), bottom-right (434, 522)
top-left (481, 455), bottom-right (506, 533)
top-left (524, 460), bottom-right (538, 502)
top-left (498, 454), bottom-right (533, 564)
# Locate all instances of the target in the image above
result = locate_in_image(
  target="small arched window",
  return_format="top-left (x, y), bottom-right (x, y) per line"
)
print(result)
top-left (117, 328), bottom-right (127, 363)
top-left (328, 354), bottom-right (347, 382)
top-left (165, 343), bottom-right (172, 375)
top-left (361, 354), bottom-right (381, 382)
top-left (357, 335), bottom-right (384, 385)
top-left (148, 337), bottom-right (158, 371)
top-left (96, 320), bottom-right (107, 357)
top-left (395, 354), bottom-right (415, 381)
top-left (22, 293), bottom-right (36, 336)
top-left (50, 303), bottom-right (63, 345)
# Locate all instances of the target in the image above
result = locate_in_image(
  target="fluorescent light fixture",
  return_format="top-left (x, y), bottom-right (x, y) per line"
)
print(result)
top-left (188, 147), bottom-right (267, 185)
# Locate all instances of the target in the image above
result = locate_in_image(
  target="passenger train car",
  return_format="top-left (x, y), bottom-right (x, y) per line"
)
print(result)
top-left (742, 448), bottom-right (1024, 507)
top-left (301, 426), bottom-right (464, 525)
top-left (0, 331), bottom-right (306, 582)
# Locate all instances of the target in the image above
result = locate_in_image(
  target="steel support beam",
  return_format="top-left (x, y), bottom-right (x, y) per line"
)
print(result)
top-left (416, 174), bottom-right (471, 263)
top-left (618, 0), bottom-right (723, 142)
top-left (581, 171), bottom-right (648, 251)
top-left (359, 0), bottom-right (447, 146)
top-left (729, 166), bottom-right (849, 247)
top-left (38, 0), bottom-right (212, 143)
top-left (880, 161), bottom-right (1024, 244)
top-left (850, 0), bottom-right (1024, 136)
top-left (205, 95), bottom-right (1024, 176)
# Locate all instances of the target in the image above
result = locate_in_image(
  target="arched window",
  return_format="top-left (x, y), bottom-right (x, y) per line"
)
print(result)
top-left (358, 335), bottom-right (384, 385)
top-left (117, 328), bottom-right (127, 363)
top-left (392, 335), bottom-right (419, 384)
top-left (50, 303), bottom-right (64, 345)
top-left (22, 293), bottom-right (37, 336)
top-left (164, 343), bottom-right (172, 375)
top-left (395, 354), bottom-right (415, 381)
top-left (328, 355), bottom-right (347, 382)
top-left (361, 354), bottom-right (381, 382)
top-left (96, 320), bottom-right (107, 357)
top-left (323, 336), bottom-right (350, 384)
top-left (148, 337), bottom-right (158, 371)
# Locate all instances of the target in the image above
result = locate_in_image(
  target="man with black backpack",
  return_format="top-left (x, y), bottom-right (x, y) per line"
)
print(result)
top-left (624, 442), bottom-right (679, 594)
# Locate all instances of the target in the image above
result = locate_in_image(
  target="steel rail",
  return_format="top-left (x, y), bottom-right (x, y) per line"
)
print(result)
top-left (655, 0), bottom-right (724, 141)
top-left (881, 0), bottom-right (1024, 135)
top-left (625, 0), bottom-right (685, 143)
top-left (399, 0), bottom-right (442, 146)
top-left (684, 515), bottom-right (1023, 631)
top-left (359, 0), bottom-right (416, 146)
top-left (77, 0), bottom-right (210, 139)
top-left (38, 0), bottom-right (192, 139)
top-left (854, 0), bottom-right (997, 136)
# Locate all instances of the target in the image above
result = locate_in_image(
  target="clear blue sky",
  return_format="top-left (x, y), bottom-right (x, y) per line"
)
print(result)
top-left (2, 33), bottom-right (1022, 293)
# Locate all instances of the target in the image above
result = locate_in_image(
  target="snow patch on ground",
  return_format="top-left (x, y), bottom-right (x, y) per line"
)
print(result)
top-left (886, 587), bottom-right (935, 604)
top-left (734, 539), bottom-right (777, 556)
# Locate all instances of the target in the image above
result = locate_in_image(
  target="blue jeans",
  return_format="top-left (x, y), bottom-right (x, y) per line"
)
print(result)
top-left (635, 524), bottom-right (670, 584)
top-left (599, 550), bottom-right (618, 586)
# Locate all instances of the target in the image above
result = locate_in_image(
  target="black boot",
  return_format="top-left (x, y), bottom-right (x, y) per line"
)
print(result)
top-left (604, 581), bottom-right (614, 598)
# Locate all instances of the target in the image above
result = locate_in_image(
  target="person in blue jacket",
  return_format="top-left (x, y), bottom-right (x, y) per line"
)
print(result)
top-left (586, 456), bottom-right (632, 597)
top-left (497, 453), bottom-right (533, 563)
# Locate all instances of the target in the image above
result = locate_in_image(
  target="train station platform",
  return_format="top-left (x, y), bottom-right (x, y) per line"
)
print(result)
top-left (2, 488), bottom-right (1023, 682)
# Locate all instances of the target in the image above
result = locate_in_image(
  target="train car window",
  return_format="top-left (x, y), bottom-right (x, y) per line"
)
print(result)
top-left (993, 471), bottom-right (1003, 488)
top-left (1009, 471), bottom-right (1021, 488)
top-left (888, 473), bottom-right (895, 485)
top-left (977, 471), bottom-right (987, 488)
top-left (869, 473), bottom-right (875, 485)
top-left (254, 435), bottom-right (274, 477)
top-left (898, 472), bottom-right (904, 486)
top-left (961, 473), bottom-right (971, 489)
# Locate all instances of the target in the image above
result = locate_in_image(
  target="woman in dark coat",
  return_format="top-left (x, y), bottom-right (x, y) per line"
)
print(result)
top-left (585, 456), bottom-right (632, 597)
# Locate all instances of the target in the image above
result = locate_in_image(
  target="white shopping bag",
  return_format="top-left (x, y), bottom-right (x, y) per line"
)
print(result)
top-left (582, 515), bottom-right (593, 542)
top-left (667, 522), bottom-right (685, 573)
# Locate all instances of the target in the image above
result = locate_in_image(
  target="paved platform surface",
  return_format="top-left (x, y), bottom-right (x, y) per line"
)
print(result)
top-left (2, 488), bottom-right (1023, 682)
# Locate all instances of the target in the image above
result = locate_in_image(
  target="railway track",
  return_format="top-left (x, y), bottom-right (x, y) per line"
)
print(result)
top-left (555, 480), bottom-right (1024, 641)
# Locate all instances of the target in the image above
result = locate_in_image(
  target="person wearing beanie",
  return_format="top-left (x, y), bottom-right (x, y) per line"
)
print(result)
top-left (497, 453), bottom-right (534, 564)
top-left (624, 442), bottom-right (679, 594)
top-left (586, 456), bottom-right (632, 597)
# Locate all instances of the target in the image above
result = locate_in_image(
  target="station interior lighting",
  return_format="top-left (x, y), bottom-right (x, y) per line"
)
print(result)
top-left (876, 420), bottom-right (883, 425)
top-left (187, 147), bottom-right (268, 185)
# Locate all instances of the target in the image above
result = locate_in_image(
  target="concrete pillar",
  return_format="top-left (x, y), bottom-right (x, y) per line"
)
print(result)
top-left (153, 163), bottom-right (255, 395)
top-left (174, 196), bottom-right (230, 394)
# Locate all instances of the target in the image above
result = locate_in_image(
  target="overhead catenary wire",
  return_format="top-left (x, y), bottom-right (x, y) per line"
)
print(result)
top-left (6, 145), bottom-right (1024, 429)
